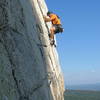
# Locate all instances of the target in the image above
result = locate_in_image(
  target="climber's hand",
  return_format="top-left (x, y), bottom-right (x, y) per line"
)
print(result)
top-left (43, 15), bottom-right (46, 20)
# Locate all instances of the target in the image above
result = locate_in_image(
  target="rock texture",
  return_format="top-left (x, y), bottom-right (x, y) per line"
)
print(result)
top-left (0, 0), bottom-right (64, 100)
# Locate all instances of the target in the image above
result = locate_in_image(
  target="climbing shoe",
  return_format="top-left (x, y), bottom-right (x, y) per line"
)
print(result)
top-left (50, 39), bottom-right (56, 47)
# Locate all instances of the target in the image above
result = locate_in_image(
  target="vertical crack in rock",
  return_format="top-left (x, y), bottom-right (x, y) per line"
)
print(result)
top-left (0, 0), bottom-right (22, 98)
top-left (0, 38), bottom-right (21, 99)
top-left (37, 0), bottom-right (50, 33)
top-left (0, 29), bottom-right (31, 100)
top-left (36, 24), bottom-right (43, 34)
top-left (36, 24), bottom-right (49, 47)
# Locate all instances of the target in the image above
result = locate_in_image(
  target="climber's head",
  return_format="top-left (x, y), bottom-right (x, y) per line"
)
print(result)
top-left (47, 11), bottom-right (53, 16)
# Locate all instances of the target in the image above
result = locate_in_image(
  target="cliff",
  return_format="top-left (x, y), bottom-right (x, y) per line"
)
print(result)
top-left (0, 0), bottom-right (64, 100)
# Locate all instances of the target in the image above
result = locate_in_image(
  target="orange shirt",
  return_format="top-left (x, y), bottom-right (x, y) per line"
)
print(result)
top-left (50, 14), bottom-right (61, 25)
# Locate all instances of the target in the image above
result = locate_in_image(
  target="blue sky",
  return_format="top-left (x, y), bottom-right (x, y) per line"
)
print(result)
top-left (45, 0), bottom-right (100, 85)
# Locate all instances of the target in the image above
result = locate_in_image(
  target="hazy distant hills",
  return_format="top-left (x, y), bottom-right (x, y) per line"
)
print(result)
top-left (66, 83), bottom-right (100, 91)
top-left (64, 90), bottom-right (100, 100)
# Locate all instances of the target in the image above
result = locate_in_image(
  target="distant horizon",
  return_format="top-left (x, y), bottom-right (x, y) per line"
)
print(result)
top-left (66, 83), bottom-right (100, 91)
top-left (66, 82), bottom-right (100, 86)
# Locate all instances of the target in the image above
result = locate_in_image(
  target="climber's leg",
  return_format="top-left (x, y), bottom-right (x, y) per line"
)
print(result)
top-left (50, 27), bottom-right (55, 39)
top-left (49, 26), bottom-right (55, 45)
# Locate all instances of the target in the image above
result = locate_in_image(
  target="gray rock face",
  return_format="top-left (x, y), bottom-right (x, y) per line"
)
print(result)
top-left (0, 0), bottom-right (64, 100)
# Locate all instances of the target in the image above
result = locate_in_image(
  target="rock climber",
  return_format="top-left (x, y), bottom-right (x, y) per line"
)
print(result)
top-left (43, 11), bottom-right (64, 45)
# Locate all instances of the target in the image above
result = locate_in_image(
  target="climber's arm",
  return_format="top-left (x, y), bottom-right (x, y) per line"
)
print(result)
top-left (43, 16), bottom-right (51, 22)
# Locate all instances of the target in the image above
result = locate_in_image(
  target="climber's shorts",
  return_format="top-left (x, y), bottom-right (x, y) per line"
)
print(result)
top-left (53, 24), bottom-right (63, 34)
